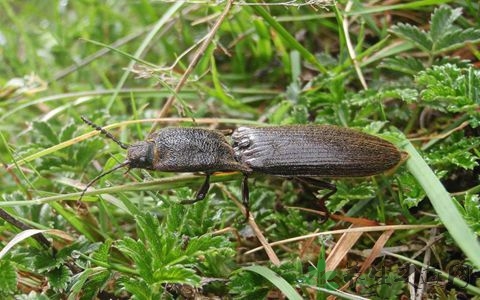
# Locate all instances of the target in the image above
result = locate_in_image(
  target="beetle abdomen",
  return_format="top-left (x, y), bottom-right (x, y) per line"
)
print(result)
top-left (232, 125), bottom-right (401, 177)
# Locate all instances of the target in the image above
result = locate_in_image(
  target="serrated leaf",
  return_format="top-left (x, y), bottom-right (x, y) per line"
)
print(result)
top-left (59, 122), bottom-right (77, 142)
top-left (47, 265), bottom-right (71, 292)
top-left (135, 214), bottom-right (165, 262)
top-left (390, 23), bottom-right (432, 52)
top-left (199, 249), bottom-right (235, 277)
top-left (398, 172), bottom-right (425, 209)
top-left (75, 138), bottom-right (107, 169)
top-left (152, 265), bottom-right (200, 285)
top-left (32, 121), bottom-right (59, 145)
top-left (380, 57), bottom-right (425, 75)
top-left (91, 239), bottom-right (112, 263)
top-left (434, 28), bottom-right (480, 54)
top-left (0, 260), bottom-right (17, 295)
top-left (119, 278), bottom-right (152, 300)
top-left (427, 137), bottom-right (480, 170)
top-left (116, 237), bottom-right (154, 283)
top-left (464, 194), bottom-right (480, 235)
top-left (378, 88), bottom-right (418, 103)
top-left (68, 268), bottom-right (93, 300)
top-left (184, 235), bottom-right (226, 256)
top-left (14, 292), bottom-right (50, 300)
top-left (430, 6), bottom-right (463, 41)
top-left (416, 64), bottom-right (480, 113)
top-left (34, 250), bottom-right (61, 272)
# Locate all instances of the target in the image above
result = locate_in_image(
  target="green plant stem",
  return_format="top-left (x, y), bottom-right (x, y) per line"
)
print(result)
top-left (386, 251), bottom-right (480, 296)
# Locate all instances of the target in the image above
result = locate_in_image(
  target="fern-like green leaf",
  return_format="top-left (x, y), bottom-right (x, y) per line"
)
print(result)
top-left (0, 260), bottom-right (17, 296)
top-left (391, 6), bottom-right (480, 57)
top-left (378, 88), bottom-right (419, 103)
top-left (184, 235), bottom-right (227, 256)
top-left (430, 6), bottom-right (463, 41)
top-left (427, 137), bottom-right (480, 170)
top-left (390, 23), bottom-right (432, 52)
top-left (134, 214), bottom-right (166, 263)
top-left (463, 194), bottom-right (480, 235)
top-left (116, 237), bottom-right (155, 284)
top-left (15, 292), bottom-right (50, 300)
top-left (47, 265), bottom-right (71, 292)
top-left (416, 64), bottom-right (480, 113)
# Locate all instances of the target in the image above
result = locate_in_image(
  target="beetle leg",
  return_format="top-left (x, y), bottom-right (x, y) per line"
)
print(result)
top-left (241, 174), bottom-right (250, 219)
top-left (296, 177), bottom-right (337, 223)
top-left (180, 174), bottom-right (210, 204)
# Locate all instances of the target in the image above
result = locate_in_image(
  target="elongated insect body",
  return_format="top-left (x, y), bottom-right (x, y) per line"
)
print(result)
top-left (80, 117), bottom-right (404, 220)
top-left (232, 125), bottom-right (402, 177)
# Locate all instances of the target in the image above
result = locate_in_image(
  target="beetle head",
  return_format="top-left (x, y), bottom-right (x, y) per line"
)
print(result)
top-left (127, 141), bottom-right (155, 170)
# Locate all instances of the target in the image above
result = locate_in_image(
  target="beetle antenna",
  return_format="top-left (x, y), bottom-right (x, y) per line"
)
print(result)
top-left (78, 160), bottom-right (130, 202)
top-left (81, 116), bottom-right (129, 150)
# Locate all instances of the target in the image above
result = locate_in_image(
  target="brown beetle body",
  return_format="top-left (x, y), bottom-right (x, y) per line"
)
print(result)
top-left (232, 125), bottom-right (401, 177)
top-left (80, 117), bottom-right (404, 218)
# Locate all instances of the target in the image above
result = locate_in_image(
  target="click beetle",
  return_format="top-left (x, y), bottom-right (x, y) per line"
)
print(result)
top-left (80, 118), bottom-right (404, 219)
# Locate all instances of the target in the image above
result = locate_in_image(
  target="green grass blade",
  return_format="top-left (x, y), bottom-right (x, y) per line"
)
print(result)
top-left (0, 173), bottom-right (243, 208)
top-left (105, 1), bottom-right (184, 111)
top-left (250, 3), bottom-right (328, 73)
top-left (404, 140), bottom-right (480, 268)
top-left (241, 265), bottom-right (303, 300)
